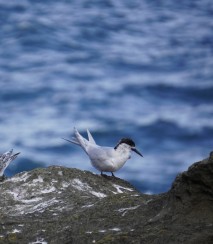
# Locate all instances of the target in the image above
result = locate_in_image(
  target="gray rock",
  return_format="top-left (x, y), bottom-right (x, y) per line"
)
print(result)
top-left (0, 152), bottom-right (213, 244)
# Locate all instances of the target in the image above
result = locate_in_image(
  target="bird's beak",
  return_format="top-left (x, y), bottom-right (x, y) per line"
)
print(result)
top-left (131, 147), bottom-right (143, 157)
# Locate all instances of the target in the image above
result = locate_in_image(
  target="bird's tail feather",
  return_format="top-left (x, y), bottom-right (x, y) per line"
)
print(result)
top-left (87, 129), bottom-right (96, 145)
top-left (11, 152), bottom-right (20, 160)
top-left (0, 150), bottom-right (20, 177)
top-left (73, 127), bottom-right (89, 152)
top-left (62, 128), bottom-right (96, 153)
top-left (62, 137), bottom-right (80, 146)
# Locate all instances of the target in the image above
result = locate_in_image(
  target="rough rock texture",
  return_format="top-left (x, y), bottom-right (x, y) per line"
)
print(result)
top-left (0, 152), bottom-right (213, 244)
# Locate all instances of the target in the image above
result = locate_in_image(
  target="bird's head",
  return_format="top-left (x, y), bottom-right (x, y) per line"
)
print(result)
top-left (114, 138), bottom-right (143, 157)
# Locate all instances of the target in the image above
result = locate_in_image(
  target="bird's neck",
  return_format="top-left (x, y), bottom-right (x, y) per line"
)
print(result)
top-left (115, 144), bottom-right (131, 157)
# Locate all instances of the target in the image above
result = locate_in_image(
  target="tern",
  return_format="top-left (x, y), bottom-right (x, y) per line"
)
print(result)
top-left (0, 149), bottom-right (20, 179)
top-left (63, 128), bottom-right (143, 177)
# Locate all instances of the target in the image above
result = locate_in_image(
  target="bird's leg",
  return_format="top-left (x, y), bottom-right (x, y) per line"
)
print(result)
top-left (0, 175), bottom-right (5, 182)
top-left (101, 172), bottom-right (108, 177)
top-left (111, 172), bottom-right (115, 177)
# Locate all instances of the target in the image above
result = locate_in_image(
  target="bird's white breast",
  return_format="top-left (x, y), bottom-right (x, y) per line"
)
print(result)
top-left (86, 144), bottom-right (131, 172)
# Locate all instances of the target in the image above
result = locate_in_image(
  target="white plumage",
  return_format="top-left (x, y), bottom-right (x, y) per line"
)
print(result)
top-left (0, 149), bottom-right (20, 177)
top-left (63, 128), bottom-right (143, 177)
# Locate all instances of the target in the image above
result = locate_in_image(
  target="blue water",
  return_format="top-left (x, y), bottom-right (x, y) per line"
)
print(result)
top-left (0, 0), bottom-right (213, 193)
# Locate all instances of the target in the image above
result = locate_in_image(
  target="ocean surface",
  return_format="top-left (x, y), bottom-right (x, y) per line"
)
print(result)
top-left (0, 0), bottom-right (213, 193)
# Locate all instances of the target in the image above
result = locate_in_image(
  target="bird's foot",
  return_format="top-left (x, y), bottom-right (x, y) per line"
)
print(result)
top-left (101, 172), bottom-right (108, 177)
top-left (100, 172), bottom-right (116, 178)
top-left (0, 175), bottom-right (6, 182)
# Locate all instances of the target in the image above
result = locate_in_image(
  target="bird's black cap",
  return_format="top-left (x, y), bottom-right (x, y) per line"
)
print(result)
top-left (114, 138), bottom-right (143, 157)
top-left (114, 138), bottom-right (135, 149)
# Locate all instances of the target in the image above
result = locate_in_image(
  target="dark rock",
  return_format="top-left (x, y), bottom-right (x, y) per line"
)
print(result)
top-left (0, 152), bottom-right (213, 244)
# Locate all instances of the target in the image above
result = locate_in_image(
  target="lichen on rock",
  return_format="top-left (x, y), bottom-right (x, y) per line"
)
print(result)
top-left (0, 152), bottom-right (213, 243)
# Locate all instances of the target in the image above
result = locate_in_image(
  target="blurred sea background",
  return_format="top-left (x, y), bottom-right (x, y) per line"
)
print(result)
top-left (0, 0), bottom-right (213, 194)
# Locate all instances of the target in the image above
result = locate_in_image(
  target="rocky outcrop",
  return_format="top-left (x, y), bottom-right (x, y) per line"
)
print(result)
top-left (0, 152), bottom-right (213, 244)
